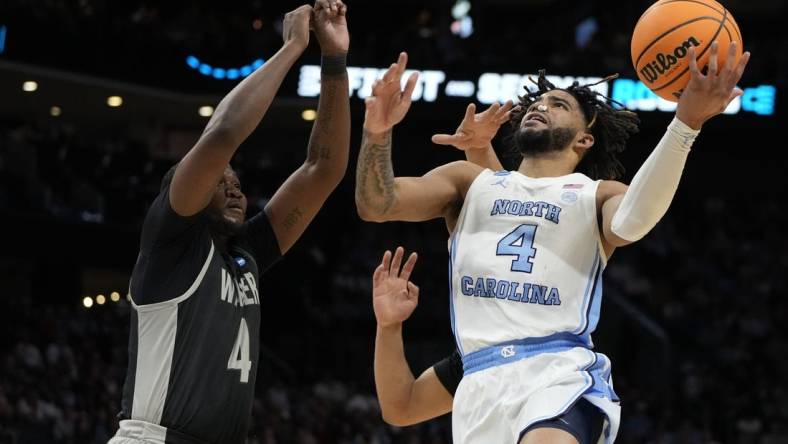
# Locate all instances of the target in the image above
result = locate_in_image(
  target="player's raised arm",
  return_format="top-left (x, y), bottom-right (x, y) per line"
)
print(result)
top-left (355, 52), bottom-right (480, 223)
top-left (432, 101), bottom-right (516, 171)
top-left (169, 5), bottom-right (312, 217)
top-left (600, 41), bottom-right (751, 248)
top-left (372, 248), bottom-right (454, 426)
top-left (263, 0), bottom-right (350, 253)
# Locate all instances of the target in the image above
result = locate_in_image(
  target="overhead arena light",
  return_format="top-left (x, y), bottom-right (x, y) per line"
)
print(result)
top-left (450, 1), bottom-right (473, 39)
top-left (83, 296), bottom-right (94, 308)
top-left (107, 96), bottom-right (123, 107)
top-left (198, 106), bottom-right (214, 117)
top-left (50, 106), bottom-right (62, 117)
top-left (301, 109), bottom-right (317, 121)
top-left (23, 81), bottom-right (38, 92)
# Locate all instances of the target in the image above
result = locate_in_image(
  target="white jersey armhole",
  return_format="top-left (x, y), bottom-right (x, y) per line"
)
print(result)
top-left (588, 180), bottom-right (608, 268)
top-left (449, 168), bottom-right (494, 245)
top-left (129, 240), bottom-right (216, 312)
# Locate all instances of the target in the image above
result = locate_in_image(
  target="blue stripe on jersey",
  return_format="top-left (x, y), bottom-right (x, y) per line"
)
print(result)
top-left (448, 235), bottom-right (464, 356)
top-left (580, 267), bottom-right (604, 342)
top-left (574, 252), bottom-right (602, 336)
top-left (462, 332), bottom-right (589, 374)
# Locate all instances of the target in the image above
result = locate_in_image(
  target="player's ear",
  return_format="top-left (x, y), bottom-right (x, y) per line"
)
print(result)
top-left (575, 132), bottom-right (595, 152)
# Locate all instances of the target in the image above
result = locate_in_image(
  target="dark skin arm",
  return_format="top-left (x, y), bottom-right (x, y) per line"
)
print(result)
top-left (169, 5), bottom-right (312, 217)
top-left (263, 0), bottom-right (350, 254)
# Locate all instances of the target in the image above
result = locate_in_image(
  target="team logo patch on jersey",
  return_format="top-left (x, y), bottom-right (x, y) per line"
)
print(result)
top-left (235, 257), bottom-right (246, 267)
top-left (561, 191), bottom-right (579, 204)
top-left (500, 345), bottom-right (516, 358)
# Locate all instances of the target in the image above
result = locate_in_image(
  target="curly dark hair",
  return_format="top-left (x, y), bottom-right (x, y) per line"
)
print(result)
top-left (509, 70), bottom-right (641, 180)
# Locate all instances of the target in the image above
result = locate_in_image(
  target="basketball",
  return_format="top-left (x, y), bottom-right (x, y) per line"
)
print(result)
top-left (631, 0), bottom-right (743, 102)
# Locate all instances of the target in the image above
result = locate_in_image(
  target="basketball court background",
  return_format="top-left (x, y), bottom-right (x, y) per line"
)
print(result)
top-left (0, 0), bottom-right (785, 442)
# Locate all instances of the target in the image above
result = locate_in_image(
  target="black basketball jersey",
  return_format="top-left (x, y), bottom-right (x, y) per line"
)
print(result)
top-left (118, 189), bottom-right (280, 444)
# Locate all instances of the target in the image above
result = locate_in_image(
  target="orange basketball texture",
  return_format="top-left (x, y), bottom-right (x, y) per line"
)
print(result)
top-left (631, 0), bottom-right (743, 101)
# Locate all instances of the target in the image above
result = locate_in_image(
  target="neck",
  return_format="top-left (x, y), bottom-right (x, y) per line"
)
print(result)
top-left (212, 232), bottom-right (230, 252)
top-left (517, 151), bottom-right (577, 178)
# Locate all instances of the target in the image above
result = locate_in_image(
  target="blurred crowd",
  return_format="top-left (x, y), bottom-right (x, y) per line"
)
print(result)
top-left (0, 297), bottom-right (452, 444)
top-left (0, 121), bottom-right (151, 225)
top-left (606, 195), bottom-right (788, 443)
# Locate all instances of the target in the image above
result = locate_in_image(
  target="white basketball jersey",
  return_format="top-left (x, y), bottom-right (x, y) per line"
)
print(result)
top-left (449, 169), bottom-right (606, 355)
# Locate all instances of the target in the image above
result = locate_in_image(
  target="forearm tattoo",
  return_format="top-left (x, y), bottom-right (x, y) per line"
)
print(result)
top-left (356, 129), bottom-right (395, 214)
top-left (282, 207), bottom-right (304, 230)
top-left (307, 77), bottom-right (341, 161)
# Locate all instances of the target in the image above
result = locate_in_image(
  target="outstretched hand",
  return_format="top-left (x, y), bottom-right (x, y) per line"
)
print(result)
top-left (363, 52), bottom-right (420, 134)
top-left (432, 101), bottom-right (516, 151)
top-left (676, 41), bottom-right (751, 130)
top-left (312, 0), bottom-right (348, 55)
top-left (372, 247), bottom-right (420, 328)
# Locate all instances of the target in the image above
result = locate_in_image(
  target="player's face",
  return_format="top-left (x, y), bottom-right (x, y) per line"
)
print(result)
top-left (514, 90), bottom-right (587, 155)
top-left (207, 167), bottom-right (247, 233)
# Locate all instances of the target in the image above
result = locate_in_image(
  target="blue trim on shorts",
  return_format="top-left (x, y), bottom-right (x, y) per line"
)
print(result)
top-left (461, 332), bottom-right (590, 375)
top-left (523, 398), bottom-right (604, 444)
top-left (586, 353), bottom-right (620, 402)
top-left (516, 350), bottom-right (598, 443)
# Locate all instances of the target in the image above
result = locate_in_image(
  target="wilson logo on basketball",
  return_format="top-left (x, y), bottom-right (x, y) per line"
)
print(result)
top-left (639, 36), bottom-right (701, 84)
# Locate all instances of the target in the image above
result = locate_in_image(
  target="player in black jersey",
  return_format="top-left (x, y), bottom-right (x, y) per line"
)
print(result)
top-left (110, 2), bottom-right (350, 443)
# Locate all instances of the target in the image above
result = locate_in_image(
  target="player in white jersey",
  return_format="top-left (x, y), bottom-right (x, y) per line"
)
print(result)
top-left (356, 43), bottom-right (750, 444)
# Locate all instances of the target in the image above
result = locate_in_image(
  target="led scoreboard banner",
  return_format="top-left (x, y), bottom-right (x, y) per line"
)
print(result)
top-left (0, 25), bottom-right (7, 54)
top-left (296, 65), bottom-right (777, 117)
top-left (186, 55), bottom-right (265, 80)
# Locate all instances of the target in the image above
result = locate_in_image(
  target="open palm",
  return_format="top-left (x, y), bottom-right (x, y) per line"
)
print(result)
top-left (432, 101), bottom-right (516, 151)
top-left (363, 52), bottom-right (420, 134)
top-left (372, 247), bottom-right (420, 328)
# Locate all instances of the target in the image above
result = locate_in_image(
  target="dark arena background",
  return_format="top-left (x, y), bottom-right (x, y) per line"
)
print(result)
top-left (1, 0), bottom-right (786, 443)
